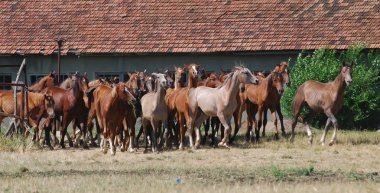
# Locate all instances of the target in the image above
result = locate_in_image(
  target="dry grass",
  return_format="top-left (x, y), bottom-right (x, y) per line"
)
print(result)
top-left (0, 122), bottom-right (380, 193)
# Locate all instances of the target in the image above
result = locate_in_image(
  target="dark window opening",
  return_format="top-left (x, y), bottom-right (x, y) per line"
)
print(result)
top-left (0, 74), bottom-right (12, 90)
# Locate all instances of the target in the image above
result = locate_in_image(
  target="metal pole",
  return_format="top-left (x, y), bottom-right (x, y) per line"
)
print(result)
top-left (57, 38), bottom-right (63, 83)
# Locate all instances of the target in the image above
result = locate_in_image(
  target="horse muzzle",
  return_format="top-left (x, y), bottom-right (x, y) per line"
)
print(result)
top-left (48, 111), bottom-right (55, 119)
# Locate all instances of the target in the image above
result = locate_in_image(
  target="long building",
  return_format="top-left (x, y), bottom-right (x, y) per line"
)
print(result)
top-left (0, 0), bottom-right (379, 85)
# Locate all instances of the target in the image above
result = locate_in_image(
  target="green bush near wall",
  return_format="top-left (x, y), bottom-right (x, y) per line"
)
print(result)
top-left (281, 45), bottom-right (380, 130)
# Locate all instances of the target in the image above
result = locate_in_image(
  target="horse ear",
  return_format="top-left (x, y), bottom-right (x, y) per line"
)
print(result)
top-left (151, 73), bottom-right (157, 78)
top-left (143, 69), bottom-right (147, 73)
top-left (183, 64), bottom-right (188, 68)
top-left (83, 72), bottom-right (87, 77)
top-left (164, 70), bottom-right (168, 74)
top-left (174, 66), bottom-right (178, 71)
top-left (127, 72), bottom-right (132, 77)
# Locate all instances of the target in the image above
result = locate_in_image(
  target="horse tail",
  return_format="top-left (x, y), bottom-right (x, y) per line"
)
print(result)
top-left (86, 87), bottom-right (96, 110)
top-left (292, 84), bottom-right (305, 118)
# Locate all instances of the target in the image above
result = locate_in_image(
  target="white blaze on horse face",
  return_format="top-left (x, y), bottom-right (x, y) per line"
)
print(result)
top-left (344, 67), bottom-right (353, 86)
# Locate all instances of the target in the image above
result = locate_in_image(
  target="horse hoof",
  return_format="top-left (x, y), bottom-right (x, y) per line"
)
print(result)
top-left (82, 144), bottom-right (89, 150)
top-left (328, 141), bottom-right (334, 146)
top-left (274, 134), bottom-right (280, 141)
top-left (102, 150), bottom-right (107, 154)
top-left (111, 152), bottom-right (116, 156)
top-left (48, 146), bottom-right (54, 150)
top-left (128, 148), bottom-right (137, 153)
top-left (68, 142), bottom-right (74, 147)
top-left (281, 132), bottom-right (287, 137)
top-left (73, 144), bottom-right (79, 148)
top-left (90, 142), bottom-right (98, 147)
top-left (120, 147), bottom-right (126, 152)
top-left (143, 149), bottom-right (148, 154)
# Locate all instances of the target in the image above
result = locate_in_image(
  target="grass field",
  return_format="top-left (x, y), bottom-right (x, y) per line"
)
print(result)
top-left (0, 120), bottom-right (380, 193)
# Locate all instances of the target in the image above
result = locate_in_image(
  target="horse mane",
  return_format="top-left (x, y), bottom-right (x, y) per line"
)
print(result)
top-left (71, 78), bottom-right (80, 95)
top-left (29, 76), bottom-right (49, 92)
top-left (216, 66), bottom-right (245, 89)
top-left (216, 71), bottom-right (234, 89)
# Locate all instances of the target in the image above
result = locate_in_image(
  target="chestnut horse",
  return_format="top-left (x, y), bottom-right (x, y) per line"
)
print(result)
top-left (28, 72), bottom-right (55, 92)
top-left (42, 76), bottom-right (88, 148)
top-left (290, 63), bottom-right (353, 146)
top-left (0, 91), bottom-right (55, 142)
top-left (187, 66), bottom-right (259, 148)
top-left (165, 66), bottom-right (187, 148)
top-left (261, 62), bottom-right (291, 137)
top-left (169, 64), bottom-right (201, 149)
top-left (92, 83), bottom-right (136, 155)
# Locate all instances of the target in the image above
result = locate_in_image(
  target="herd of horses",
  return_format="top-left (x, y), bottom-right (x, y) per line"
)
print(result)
top-left (0, 61), bottom-right (353, 155)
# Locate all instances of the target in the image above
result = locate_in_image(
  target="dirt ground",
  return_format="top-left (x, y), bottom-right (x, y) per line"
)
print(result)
top-left (0, 120), bottom-right (380, 193)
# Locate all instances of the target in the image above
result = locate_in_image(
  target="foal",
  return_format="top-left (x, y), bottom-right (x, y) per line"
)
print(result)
top-left (290, 63), bottom-right (353, 145)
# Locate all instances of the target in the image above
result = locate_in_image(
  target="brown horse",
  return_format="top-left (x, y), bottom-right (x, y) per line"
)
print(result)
top-left (169, 64), bottom-right (201, 149)
top-left (261, 62), bottom-right (291, 137)
top-left (28, 72), bottom-right (55, 92)
top-left (0, 91), bottom-right (55, 142)
top-left (42, 76), bottom-right (88, 148)
top-left (92, 83), bottom-right (136, 155)
top-left (290, 63), bottom-right (353, 146)
top-left (165, 66), bottom-right (187, 148)
top-left (245, 72), bottom-right (285, 141)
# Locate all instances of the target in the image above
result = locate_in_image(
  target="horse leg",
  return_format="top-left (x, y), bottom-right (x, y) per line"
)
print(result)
top-left (142, 119), bottom-right (149, 153)
top-left (127, 118), bottom-right (137, 153)
top-left (101, 118), bottom-right (108, 154)
top-left (229, 108), bottom-right (241, 144)
top-left (276, 102), bottom-right (286, 136)
top-left (80, 117), bottom-right (88, 149)
top-left (109, 128), bottom-right (116, 156)
top-left (210, 117), bottom-right (218, 146)
top-left (194, 113), bottom-right (208, 149)
top-left (262, 106), bottom-right (268, 137)
top-left (256, 105), bottom-right (264, 143)
top-left (178, 113), bottom-right (186, 150)
top-left (60, 113), bottom-right (72, 148)
top-left (325, 110), bottom-right (338, 146)
top-left (136, 125), bottom-right (143, 147)
top-left (72, 119), bottom-right (81, 148)
top-left (303, 111), bottom-right (314, 144)
top-left (320, 118), bottom-right (331, 146)
top-left (202, 117), bottom-right (210, 145)
top-left (290, 87), bottom-right (305, 143)
top-left (245, 102), bottom-right (252, 142)
top-left (269, 106), bottom-right (279, 140)
top-left (217, 113), bottom-right (232, 148)
top-left (150, 119), bottom-right (158, 153)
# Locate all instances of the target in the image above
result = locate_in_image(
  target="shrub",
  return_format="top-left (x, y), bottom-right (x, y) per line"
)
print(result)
top-left (281, 44), bottom-right (380, 129)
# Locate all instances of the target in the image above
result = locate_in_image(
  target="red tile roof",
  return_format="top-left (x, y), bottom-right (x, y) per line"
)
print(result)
top-left (0, 0), bottom-right (380, 55)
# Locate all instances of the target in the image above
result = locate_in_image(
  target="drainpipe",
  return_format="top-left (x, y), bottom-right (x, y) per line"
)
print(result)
top-left (57, 37), bottom-right (63, 83)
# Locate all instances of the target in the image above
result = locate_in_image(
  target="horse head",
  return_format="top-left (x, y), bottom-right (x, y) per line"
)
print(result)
top-left (275, 61), bottom-right (291, 87)
top-left (43, 91), bottom-right (55, 118)
top-left (234, 66), bottom-right (259, 85)
top-left (151, 73), bottom-right (168, 89)
top-left (342, 62), bottom-right (353, 86)
top-left (174, 66), bottom-right (187, 87)
top-left (270, 72), bottom-right (285, 95)
top-left (186, 64), bottom-right (201, 80)
top-left (113, 83), bottom-right (136, 104)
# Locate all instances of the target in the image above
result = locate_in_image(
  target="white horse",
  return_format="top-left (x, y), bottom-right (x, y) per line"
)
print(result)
top-left (187, 66), bottom-right (259, 148)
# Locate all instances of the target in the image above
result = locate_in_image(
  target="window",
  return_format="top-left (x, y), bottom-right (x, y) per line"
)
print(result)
top-left (0, 74), bottom-right (12, 90)
top-left (29, 74), bottom-right (68, 85)
top-left (95, 72), bottom-right (121, 83)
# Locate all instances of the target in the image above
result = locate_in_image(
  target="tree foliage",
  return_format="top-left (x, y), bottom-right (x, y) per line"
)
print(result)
top-left (281, 45), bottom-right (380, 129)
